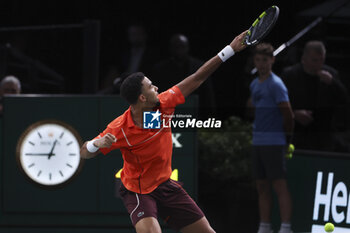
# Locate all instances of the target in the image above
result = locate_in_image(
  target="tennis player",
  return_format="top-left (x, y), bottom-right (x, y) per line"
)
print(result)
top-left (80, 30), bottom-right (247, 233)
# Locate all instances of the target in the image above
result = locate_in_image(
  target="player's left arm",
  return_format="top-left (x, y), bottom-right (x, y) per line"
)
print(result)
top-left (176, 30), bottom-right (247, 97)
top-left (278, 101), bottom-right (294, 143)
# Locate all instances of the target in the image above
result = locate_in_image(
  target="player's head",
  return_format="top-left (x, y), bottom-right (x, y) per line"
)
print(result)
top-left (0, 75), bottom-right (21, 96)
top-left (253, 43), bottom-right (275, 76)
top-left (120, 72), bottom-right (159, 107)
top-left (302, 40), bottom-right (326, 75)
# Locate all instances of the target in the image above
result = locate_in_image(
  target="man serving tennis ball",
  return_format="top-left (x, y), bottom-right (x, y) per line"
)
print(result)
top-left (80, 30), bottom-right (247, 233)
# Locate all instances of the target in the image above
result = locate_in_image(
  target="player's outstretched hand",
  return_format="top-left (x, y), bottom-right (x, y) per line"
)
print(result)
top-left (95, 133), bottom-right (116, 148)
top-left (230, 30), bottom-right (248, 52)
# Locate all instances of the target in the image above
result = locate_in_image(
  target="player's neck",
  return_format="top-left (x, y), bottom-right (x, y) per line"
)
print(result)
top-left (130, 105), bottom-right (143, 128)
top-left (130, 104), bottom-right (154, 128)
top-left (258, 71), bottom-right (271, 82)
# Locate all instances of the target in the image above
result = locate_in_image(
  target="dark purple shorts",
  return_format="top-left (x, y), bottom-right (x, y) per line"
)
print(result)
top-left (119, 179), bottom-right (204, 231)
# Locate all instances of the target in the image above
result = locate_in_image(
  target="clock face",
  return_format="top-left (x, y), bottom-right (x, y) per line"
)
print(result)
top-left (16, 120), bottom-right (83, 187)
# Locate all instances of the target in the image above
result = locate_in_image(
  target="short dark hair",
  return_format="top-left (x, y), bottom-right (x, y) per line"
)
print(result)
top-left (120, 72), bottom-right (145, 105)
top-left (303, 40), bottom-right (326, 56)
top-left (253, 43), bottom-right (274, 57)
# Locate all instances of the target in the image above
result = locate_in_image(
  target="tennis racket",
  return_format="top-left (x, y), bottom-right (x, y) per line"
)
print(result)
top-left (245, 5), bottom-right (280, 46)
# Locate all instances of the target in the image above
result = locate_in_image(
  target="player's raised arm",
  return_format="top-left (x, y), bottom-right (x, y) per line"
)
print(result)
top-left (80, 133), bottom-right (116, 159)
top-left (176, 30), bottom-right (247, 97)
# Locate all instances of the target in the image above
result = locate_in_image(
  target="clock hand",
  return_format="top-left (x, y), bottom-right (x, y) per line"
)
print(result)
top-left (25, 153), bottom-right (56, 156)
top-left (48, 140), bottom-right (58, 160)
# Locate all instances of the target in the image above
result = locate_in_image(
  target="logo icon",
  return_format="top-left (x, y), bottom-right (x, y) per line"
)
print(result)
top-left (137, 211), bottom-right (145, 217)
top-left (143, 110), bottom-right (161, 129)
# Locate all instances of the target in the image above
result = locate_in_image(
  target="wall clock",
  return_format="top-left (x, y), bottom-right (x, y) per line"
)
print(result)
top-left (16, 120), bottom-right (83, 188)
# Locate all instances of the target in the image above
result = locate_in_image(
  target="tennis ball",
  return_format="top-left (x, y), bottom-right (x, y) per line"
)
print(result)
top-left (288, 144), bottom-right (295, 153)
top-left (324, 222), bottom-right (334, 232)
top-left (285, 144), bottom-right (294, 159)
top-left (286, 152), bottom-right (293, 159)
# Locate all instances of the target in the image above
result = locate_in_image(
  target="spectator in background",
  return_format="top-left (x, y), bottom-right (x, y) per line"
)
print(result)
top-left (281, 40), bottom-right (349, 152)
top-left (0, 75), bottom-right (21, 115)
top-left (152, 34), bottom-right (216, 118)
top-left (247, 43), bottom-right (294, 233)
top-left (121, 23), bottom-right (159, 75)
top-left (100, 23), bottom-right (160, 93)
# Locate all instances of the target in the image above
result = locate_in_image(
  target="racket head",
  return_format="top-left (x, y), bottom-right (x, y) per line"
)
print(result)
top-left (245, 5), bottom-right (280, 46)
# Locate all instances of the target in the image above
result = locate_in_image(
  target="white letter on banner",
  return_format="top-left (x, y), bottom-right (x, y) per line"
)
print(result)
top-left (313, 172), bottom-right (333, 221)
top-left (331, 182), bottom-right (347, 223)
top-left (172, 133), bottom-right (182, 148)
top-left (347, 192), bottom-right (350, 223)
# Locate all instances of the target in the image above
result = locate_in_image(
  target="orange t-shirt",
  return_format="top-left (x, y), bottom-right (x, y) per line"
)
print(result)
top-left (95, 85), bottom-right (185, 194)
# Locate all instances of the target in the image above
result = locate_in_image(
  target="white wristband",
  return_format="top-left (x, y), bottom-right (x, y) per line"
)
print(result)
top-left (87, 139), bottom-right (99, 153)
top-left (217, 45), bottom-right (235, 62)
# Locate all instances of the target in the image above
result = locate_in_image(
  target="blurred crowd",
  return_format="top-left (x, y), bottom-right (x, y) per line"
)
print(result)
top-left (1, 22), bottom-right (350, 153)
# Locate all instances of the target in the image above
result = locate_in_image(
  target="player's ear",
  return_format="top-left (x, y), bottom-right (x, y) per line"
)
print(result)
top-left (139, 94), bottom-right (146, 103)
top-left (271, 56), bottom-right (275, 64)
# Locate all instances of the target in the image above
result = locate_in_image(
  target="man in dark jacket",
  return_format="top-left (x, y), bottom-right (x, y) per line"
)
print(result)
top-left (281, 40), bottom-right (349, 152)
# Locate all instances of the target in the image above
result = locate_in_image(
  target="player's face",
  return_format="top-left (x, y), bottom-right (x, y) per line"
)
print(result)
top-left (253, 54), bottom-right (274, 77)
top-left (302, 50), bottom-right (325, 75)
top-left (141, 77), bottom-right (159, 107)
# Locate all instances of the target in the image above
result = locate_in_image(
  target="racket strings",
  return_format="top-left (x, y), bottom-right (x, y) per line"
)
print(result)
top-left (250, 10), bottom-right (276, 41)
top-left (245, 6), bottom-right (279, 45)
